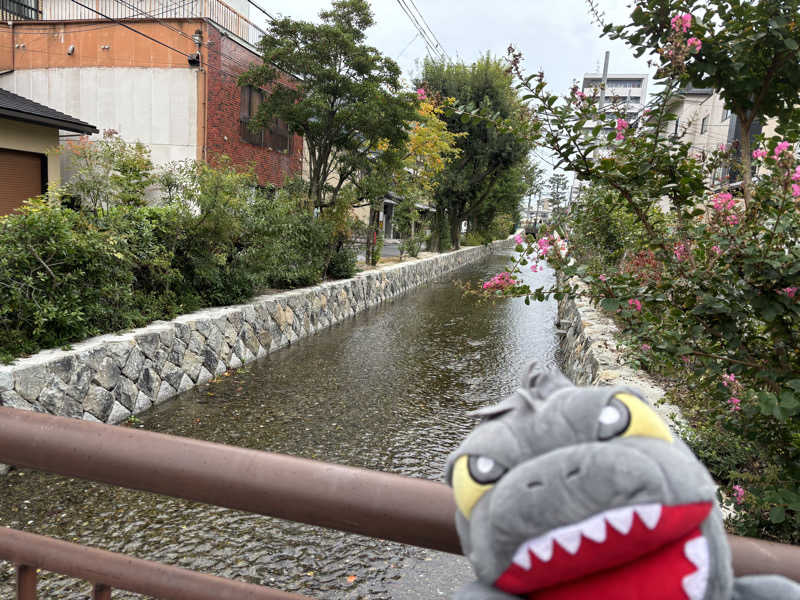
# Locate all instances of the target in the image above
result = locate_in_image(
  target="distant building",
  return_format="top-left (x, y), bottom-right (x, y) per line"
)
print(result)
top-left (0, 88), bottom-right (96, 215)
top-left (0, 0), bottom-right (302, 187)
top-left (582, 73), bottom-right (648, 122)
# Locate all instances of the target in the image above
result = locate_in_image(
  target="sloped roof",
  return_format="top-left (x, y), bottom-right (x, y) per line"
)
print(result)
top-left (0, 88), bottom-right (98, 134)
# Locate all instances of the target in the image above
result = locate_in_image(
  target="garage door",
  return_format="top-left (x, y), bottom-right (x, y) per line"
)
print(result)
top-left (0, 149), bottom-right (46, 216)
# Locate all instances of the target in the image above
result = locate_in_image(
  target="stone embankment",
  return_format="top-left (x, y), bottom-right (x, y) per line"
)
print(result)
top-left (557, 276), bottom-right (682, 426)
top-left (0, 240), bottom-right (512, 444)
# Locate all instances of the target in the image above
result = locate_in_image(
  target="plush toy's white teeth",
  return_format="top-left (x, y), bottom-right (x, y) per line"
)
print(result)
top-left (682, 536), bottom-right (709, 600)
top-left (509, 503), bottom-right (663, 570)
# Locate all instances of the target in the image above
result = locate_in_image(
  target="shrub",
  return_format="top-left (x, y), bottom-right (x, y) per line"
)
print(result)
top-left (0, 199), bottom-right (141, 361)
top-left (462, 231), bottom-right (487, 246)
top-left (326, 245), bottom-right (358, 279)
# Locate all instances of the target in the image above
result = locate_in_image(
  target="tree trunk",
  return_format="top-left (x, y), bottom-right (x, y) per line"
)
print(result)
top-left (739, 117), bottom-right (753, 207)
top-left (449, 210), bottom-right (461, 251)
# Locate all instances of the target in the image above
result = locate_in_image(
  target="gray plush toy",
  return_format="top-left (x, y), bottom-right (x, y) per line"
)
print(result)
top-left (445, 363), bottom-right (800, 600)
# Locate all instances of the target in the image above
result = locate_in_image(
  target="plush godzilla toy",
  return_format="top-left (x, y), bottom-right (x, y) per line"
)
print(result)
top-left (445, 363), bottom-right (800, 600)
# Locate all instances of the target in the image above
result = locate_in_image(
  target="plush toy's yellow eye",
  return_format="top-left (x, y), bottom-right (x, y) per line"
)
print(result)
top-left (614, 392), bottom-right (673, 443)
top-left (452, 455), bottom-right (506, 519)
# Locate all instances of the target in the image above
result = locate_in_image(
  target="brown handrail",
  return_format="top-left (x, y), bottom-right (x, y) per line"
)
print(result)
top-left (1, 406), bottom-right (799, 584)
top-left (0, 527), bottom-right (311, 600)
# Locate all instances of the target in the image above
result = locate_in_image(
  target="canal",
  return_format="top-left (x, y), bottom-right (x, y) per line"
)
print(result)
top-left (0, 251), bottom-right (558, 599)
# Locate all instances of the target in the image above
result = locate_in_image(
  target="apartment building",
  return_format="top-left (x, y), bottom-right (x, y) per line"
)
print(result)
top-left (582, 72), bottom-right (648, 122)
top-left (0, 0), bottom-right (302, 187)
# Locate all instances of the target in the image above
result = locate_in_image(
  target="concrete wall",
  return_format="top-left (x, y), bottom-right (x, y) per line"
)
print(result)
top-left (0, 239), bottom-right (513, 457)
top-left (0, 117), bottom-right (60, 184)
top-left (0, 67), bottom-right (198, 167)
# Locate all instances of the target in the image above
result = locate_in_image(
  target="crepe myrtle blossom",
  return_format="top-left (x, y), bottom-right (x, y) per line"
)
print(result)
top-left (752, 149), bottom-right (768, 160)
top-left (530, 263), bottom-right (541, 273)
top-left (722, 373), bottom-right (736, 387)
top-left (711, 245), bottom-right (722, 255)
top-left (670, 13), bottom-right (692, 33)
top-left (482, 271), bottom-right (516, 291)
top-left (792, 184), bottom-right (800, 198)
top-left (712, 192), bottom-right (735, 212)
top-left (598, 274), bottom-right (607, 282)
top-left (728, 396), bottom-right (742, 412)
top-left (615, 118), bottom-right (629, 141)
top-left (774, 140), bottom-right (792, 157)
top-left (641, 344), bottom-right (651, 352)
top-left (628, 298), bottom-right (642, 312)
top-left (779, 286), bottom-right (798, 298)
top-left (514, 233), bottom-right (524, 245)
top-left (791, 166), bottom-right (800, 182)
top-left (686, 37), bottom-right (702, 52)
top-left (416, 87), bottom-right (427, 100)
top-left (732, 485), bottom-right (746, 504)
top-left (673, 242), bottom-right (689, 262)
top-left (726, 214), bottom-right (740, 226)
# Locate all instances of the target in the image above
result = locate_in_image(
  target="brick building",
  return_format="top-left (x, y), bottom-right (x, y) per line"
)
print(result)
top-left (0, 0), bottom-right (301, 187)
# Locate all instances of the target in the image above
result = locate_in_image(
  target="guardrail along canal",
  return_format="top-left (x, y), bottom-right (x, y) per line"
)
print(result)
top-left (0, 252), bottom-right (558, 599)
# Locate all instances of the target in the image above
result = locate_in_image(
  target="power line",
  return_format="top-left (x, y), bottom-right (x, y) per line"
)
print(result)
top-left (404, 0), bottom-right (449, 61)
top-left (244, 0), bottom-right (275, 24)
top-left (395, 0), bottom-right (443, 61)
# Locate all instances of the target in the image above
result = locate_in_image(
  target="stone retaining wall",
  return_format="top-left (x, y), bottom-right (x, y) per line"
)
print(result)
top-left (0, 240), bottom-right (512, 436)
top-left (557, 276), bottom-right (681, 424)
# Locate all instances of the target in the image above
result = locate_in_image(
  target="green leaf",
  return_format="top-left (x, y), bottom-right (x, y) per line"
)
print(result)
top-left (769, 506), bottom-right (786, 524)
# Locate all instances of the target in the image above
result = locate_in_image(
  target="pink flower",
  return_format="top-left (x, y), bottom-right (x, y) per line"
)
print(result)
top-left (791, 166), bottom-right (800, 181)
top-left (722, 373), bottom-right (736, 387)
top-left (514, 233), bottom-right (524, 245)
top-left (779, 286), bottom-right (798, 298)
top-left (537, 237), bottom-right (552, 256)
top-left (615, 118), bottom-right (629, 141)
top-left (726, 214), bottom-right (740, 226)
top-left (792, 183), bottom-right (800, 198)
top-left (718, 144), bottom-right (726, 152)
top-left (641, 344), bottom-right (651, 352)
top-left (712, 192), bottom-right (735, 211)
top-left (530, 263), bottom-right (541, 273)
top-left (728, 396), bottom-right (741, 411)
top-left (774, 140), bottom-right (791, 157)
top-left (598, 274), bottom-right (607, 282)
top-left (628, 298), bottom-right (642, 312)
top-left (673, 242), bottom-right (689, 262)
top-left (686, 37), bottom-right (702, 52)
top-left (482, 271), bottom-right (516, 291)
top-left (416, 87), bottom-right (427, 100)
top-left (732, 485), bottom-right (745, 504)
top-left (671, 13), bottom-right (692, 33)
top-left (752, 149), bottom-right (768, 159)
top-left (711, 245), bottom-right (722, 255)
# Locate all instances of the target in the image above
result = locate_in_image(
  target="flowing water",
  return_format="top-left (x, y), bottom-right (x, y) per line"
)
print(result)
top-left (0, 252), bottom-right (558, 599)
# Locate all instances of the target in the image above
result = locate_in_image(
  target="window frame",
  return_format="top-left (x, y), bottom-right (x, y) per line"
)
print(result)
top-left (700, 115), bottom-right (709, 134)
top-left (239, 86), bottom-right (292, 152)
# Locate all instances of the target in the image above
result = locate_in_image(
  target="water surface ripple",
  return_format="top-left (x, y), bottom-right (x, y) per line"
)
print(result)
top-left (0, 252), bottom-right (557, 599)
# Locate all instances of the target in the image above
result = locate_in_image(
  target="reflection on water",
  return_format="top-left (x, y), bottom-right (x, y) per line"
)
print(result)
top-left (0, 252), bottom-right (557, 599)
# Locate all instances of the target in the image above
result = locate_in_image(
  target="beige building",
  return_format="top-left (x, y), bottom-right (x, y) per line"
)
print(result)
top-left (0, 88), bottom-right (96, 215)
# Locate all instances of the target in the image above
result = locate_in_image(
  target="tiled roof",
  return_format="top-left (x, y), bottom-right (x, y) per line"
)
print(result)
top-left (0, 88), bottom-right (98, 133)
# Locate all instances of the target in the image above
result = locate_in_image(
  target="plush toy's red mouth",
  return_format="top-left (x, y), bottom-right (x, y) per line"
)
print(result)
top-left (494, 502), bottom-right (712, 600)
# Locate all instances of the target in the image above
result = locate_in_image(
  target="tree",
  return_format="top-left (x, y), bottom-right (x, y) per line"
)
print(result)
top-left (548, 173), bottom-right (568, 210)
top-left (606, 0), bottom-right (800, 203)
top-left (419, 55), bottom-right (536, 249)
top-left (240, 0), bottom-right (416, 210)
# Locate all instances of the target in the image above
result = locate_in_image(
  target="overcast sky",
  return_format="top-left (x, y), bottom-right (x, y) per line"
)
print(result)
top-left (250, 0), bottom-right (654, 179)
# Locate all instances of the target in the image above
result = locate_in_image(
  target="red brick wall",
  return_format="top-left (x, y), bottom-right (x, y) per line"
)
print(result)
top-left (205, 26), bottom-right (302, 187)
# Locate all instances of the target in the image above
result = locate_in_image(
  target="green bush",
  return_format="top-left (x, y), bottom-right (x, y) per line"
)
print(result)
top-left (326, 245), bottom-right (358, 279)
top-left (462, 231), bottom-right (487, 246)
top-left (0, 200), bottom-right (141, 361)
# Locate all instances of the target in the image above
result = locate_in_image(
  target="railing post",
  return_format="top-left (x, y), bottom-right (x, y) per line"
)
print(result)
top-left (92, 583), bottom-right (112, 600)
top-left (16, 564), bottom-right (37, 600)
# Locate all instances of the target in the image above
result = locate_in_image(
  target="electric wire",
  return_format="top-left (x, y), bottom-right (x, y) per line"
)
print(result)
top-left (395, 0), bottom-right (442, 61)
top-left (404, 0), bottom-right (449, 61)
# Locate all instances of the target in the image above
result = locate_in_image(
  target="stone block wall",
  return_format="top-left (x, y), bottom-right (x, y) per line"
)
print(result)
top-left (0, 240), bottom-right (512, 435)
top-left (557, 276), bottom-right (681, 425)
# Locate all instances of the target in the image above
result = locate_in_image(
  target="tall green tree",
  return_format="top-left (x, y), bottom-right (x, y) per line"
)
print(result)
top-left (419, 56), bottom-right (536, 249)
top-left (241, 0), bottom-right (416, 210)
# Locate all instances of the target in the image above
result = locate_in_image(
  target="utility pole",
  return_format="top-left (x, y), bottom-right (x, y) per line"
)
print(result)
top-left (593, 50), bottom-right (611, 162)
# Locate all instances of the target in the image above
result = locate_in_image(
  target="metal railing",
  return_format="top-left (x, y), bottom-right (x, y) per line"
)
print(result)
top-left (0, 406), bottom-right (799, 598)
top-left (4, 0), bottom-right (265, 48)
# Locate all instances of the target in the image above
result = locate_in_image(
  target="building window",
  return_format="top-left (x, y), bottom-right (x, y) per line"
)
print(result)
top-left (239, 86), bottom-right (291, 152)
top-left (1, 0), bottom-right (40, 19)
top-left (721, 108), bottom-right (729, 121)
top-left (700, 115), bottom-right (709, 134)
